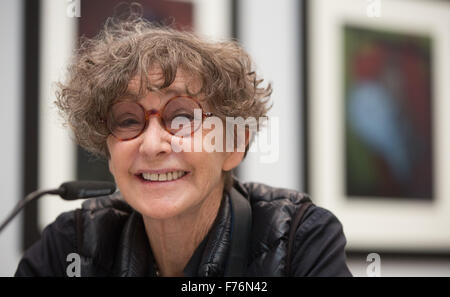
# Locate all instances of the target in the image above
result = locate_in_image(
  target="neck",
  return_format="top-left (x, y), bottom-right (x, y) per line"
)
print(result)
top-left (143, 187), bottom-right (223, 277)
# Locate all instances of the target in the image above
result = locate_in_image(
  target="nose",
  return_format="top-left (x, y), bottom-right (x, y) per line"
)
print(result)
top-left (138, 116), bottom-right (172, 159)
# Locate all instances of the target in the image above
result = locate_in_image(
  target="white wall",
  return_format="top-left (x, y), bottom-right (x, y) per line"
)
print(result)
top-left (193, 0), bottom-right (231, 39)
top-left (38, 0), bottom-right (79, 231)
top-left (238, 0), bottom-right (304, 192)
top-left (0, 0), bottom-right (23, 276)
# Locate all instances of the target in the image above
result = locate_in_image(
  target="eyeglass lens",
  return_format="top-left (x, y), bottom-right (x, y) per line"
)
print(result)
top-left (108, 97), bottom-right (204, 140)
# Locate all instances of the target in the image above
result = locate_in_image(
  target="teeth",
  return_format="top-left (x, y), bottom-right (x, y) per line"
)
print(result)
top-left (142, 171), bottom-right (186, 182)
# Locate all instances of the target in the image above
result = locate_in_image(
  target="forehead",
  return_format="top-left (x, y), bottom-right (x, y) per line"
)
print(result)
top-left (126, 68), bottom-right (201, 100)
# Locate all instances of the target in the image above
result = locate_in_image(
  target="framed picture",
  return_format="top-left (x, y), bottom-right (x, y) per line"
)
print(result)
top-left (306, 0), bottom-right (450, 252)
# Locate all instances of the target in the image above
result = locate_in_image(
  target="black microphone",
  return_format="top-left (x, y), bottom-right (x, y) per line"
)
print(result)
top-left (58, 181), bottom-right (116, 200)
top-left (0, 181), bottom-right (116, 234)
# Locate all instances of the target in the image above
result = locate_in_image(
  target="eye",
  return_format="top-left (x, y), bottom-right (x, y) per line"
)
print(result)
top-left (173, 113), bottom-right (195, 121)
top-left (119, 118), bottom-right (140, 127)
top-left (167, 109), bottom-right (195, 121)
top-left (115, 114), bottom-right (142, 128)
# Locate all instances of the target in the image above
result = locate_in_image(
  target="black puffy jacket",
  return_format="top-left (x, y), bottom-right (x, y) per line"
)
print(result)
top-left (15, 180), bottom-right (352, 277)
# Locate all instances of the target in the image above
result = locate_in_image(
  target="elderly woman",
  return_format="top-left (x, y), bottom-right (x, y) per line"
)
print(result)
top-left (15, 17), bottom-right (351, 277)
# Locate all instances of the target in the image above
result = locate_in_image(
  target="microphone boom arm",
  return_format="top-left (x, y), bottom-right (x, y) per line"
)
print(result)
top-left (0, 188), bottom-right (61, 233)
top-left (0, 181), bottom-right (115, 234)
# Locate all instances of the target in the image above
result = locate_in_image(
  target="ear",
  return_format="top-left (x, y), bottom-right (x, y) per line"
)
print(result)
top-left (222, 128), bottom-right (250, 171)
top-left (222, 150), bottom-right (245, 171)
top-left (108, 158), bottom-right (113, 174)
top-left (106, 137), bottom-right (114, 174)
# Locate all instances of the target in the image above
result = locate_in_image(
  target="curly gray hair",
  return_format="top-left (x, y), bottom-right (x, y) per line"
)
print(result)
top-left (55, 15), bottom-right (272, 191)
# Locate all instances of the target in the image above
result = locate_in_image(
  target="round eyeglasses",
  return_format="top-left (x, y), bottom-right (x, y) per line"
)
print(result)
top-left (107, 96), bottom-right (214, 141)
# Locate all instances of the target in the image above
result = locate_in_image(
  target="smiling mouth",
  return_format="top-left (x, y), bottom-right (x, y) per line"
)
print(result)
top-left (138, 170), bottom-right (189, 182)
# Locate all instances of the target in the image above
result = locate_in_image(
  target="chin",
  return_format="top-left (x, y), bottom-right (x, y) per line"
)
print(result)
top-left (134, 196), bottom-right (188, 220)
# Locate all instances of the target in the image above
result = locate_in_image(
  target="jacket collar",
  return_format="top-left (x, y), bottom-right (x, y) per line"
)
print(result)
top-left (112, 210), bottom-right (153, 276)
top-left (112, 193), bottom-right (234, 277)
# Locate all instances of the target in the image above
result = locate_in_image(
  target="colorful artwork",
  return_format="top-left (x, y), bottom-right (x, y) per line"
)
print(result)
top-left (344, 25), bottom-right (433, 200)
top-left (79, 0), bottom-right (194, 38)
